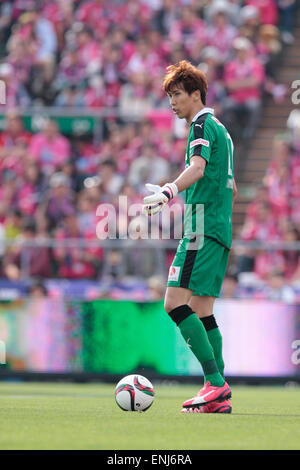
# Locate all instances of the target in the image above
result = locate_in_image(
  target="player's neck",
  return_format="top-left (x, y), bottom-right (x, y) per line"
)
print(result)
top-left (186, 104), bottom-right (205, 126)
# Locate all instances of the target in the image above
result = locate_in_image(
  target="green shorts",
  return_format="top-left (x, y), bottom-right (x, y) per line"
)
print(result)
top-left (167, 235), bottom-right (230, 297)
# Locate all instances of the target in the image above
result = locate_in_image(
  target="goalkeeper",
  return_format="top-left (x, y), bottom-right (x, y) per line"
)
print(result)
top-left (143, 61), bottom-right (237, 414)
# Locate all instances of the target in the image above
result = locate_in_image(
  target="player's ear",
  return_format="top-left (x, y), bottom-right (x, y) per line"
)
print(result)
top-left (192, 89), bottom-right (201, 102)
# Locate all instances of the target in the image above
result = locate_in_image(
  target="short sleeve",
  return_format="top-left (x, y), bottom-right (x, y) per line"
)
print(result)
top-left (190, 118), bottom-right (215, 163)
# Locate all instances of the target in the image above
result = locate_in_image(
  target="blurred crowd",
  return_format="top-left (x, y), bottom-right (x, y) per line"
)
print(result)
top-left (0, 110), bottom-right (186, 282)
top-left (232, 110), bottom-right (300, 302)
top-left (0, 0), bottom-right (298, 300)
top-left (0, 0), bottom-right (293, 122)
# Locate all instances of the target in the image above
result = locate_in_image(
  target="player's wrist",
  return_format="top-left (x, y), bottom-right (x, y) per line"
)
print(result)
top-left (162, 183), bottom-right (178, 201)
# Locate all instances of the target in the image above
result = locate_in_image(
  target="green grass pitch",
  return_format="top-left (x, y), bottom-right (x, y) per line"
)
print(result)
top-left (0, 381), bottom-right (300, 450)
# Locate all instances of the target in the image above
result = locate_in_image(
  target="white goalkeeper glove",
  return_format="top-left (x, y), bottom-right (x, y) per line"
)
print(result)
top-left (143, 182), bottom-right (178, 216)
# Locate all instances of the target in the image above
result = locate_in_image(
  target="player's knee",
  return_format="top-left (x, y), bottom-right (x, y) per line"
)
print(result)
top-left (164, 298), bottom-right (175, 314)
top-left (165, 304), bottom-right (194, 326)
top-left (164, 298), bottom-right (184, 314)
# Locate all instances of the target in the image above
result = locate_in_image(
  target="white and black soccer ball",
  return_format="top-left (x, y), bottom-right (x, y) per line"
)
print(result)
top-left (115, 374), bottom-right (155, 412)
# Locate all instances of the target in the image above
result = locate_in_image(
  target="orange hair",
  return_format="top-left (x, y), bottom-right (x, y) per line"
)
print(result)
top-left (163, 60), bottom-right (208, 105)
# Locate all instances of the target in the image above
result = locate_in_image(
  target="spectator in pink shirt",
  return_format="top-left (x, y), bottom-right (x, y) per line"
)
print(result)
top-left (41, 171), bottom-right (75, 230)
top-left (2, 217), bottom-right (52, 279)
top-left (241, 201), bottom-right (280, 242)
top-left (153, 0), bottom-right (179, 36)
top-left (7, 37), bottom-right (33, 88)
top-left (76, 0), bottom-right (111, 40)
top-left (0, 113), bottom-right (32, 194)
top-left (11, 0), bottom-right (39, 21)
top-left (119, 71), bottom-right (154, 116)
top-left (120, 0), bottom-right (153, 40)
top-left (29, 120), bottom-right (71, 175)
top-left (205, 7), bottom-right (238, 62)
top-left (266, 135), bottom-right (291, 174)
top-left (290, 155), bottom-right (300, 201)
top-left (254, 250), bottom-right (285, 280)
top-left (245, 0), bottom-right (278, 25)
top-left (97, 159), bottom-right (124, 200)
top-left (147, 29), bottom-right (170, 66)
top-left (126, 38), bottom-right (162, 79)
top-left (73, 138), bottom-right (99, 176)
top-left (245, 184), bottom-right (270, 221)
top-left (0, 112), bottom-right (32, 151)
top-left (74, 24), bottom-right (102, 72)
top-left (53, 213), bottom-right (103, 279)
top-left (222, 36), bottom-right (265, 141)
top-left (290, 156), bottom-right (300, 225)
top-left (101, 44), bottom-right (123, 89)
top-left (56, 44), bottom-right (87, 89)
top-left (0, 170), bottom-right (19, 223)
top-left (76, 0), bottom-right (104, 25)
top-left (77, 189), bottom-right (99, 235)
top-left (108, 27), bottom-right (136, 69)
top-left (21, 7), bottom-right (58, 84)
top-left (263, 136), bottom-right (292, 215)
top-left (0, 62), bottom-right (31, 108)
top-left (83, 75), bottom-right (106, 108)
top-left (239, 201), bottom-right (282, 278)
top-left (169, 5), bottom-right (206, 57)
top-left (42, 0), bottom-right (75, 52)
top-left (198, 47), bottom-right (226, 116)
top-left (280, 222), bottom-right (300, 280)
top-left (265, 162), bottom-right (290, 218)
top-left (16, 162), bottom-right (46, 216)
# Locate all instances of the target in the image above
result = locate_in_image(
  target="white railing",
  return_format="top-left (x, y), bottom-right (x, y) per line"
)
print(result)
top-left (1, 237), bottom-right (299, 280)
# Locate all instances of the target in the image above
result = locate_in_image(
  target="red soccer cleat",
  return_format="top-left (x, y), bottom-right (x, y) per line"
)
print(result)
top-left (181, 399), bottom-right (232, 414)
top-left (182, 381), bottom-right (232, 409)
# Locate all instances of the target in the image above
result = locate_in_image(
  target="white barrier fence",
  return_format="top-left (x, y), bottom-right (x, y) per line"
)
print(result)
top-left (0, 238), bottom-right (300, 280)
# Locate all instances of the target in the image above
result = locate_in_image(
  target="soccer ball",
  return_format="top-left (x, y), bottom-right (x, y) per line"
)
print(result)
top-left (115, 374), bottom-right (155, 412)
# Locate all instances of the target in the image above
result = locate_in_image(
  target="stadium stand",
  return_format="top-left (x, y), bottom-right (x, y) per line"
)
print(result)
top-left (0, 0), bottom-right (298, 301)
top-left (232, 4), bottom-right (300, 300)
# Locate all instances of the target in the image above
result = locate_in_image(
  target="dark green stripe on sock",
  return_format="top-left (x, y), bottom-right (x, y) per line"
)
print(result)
top-left (201, 315), bottom-right (225, 378)
top-left (202, 359), bottom-right (219, 376)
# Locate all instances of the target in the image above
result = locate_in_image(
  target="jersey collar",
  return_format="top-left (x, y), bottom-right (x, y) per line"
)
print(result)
top-left (191, 107), bottom-right (215, 123)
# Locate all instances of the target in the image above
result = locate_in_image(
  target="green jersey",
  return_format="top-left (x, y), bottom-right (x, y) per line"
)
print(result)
top-left (184, 107), bottom-right (234, 249)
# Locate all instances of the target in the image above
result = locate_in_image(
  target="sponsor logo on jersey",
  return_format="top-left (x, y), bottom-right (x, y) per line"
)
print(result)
top-left (211, 115), bottom-right (225, 128)
top-left (168, 266), bottom-right (180, 282)
top-left (190, 138), bottom-right (209, 149)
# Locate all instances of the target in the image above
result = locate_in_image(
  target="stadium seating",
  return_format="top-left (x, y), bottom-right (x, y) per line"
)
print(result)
top-left (0, 0), bottom-right (298, 300)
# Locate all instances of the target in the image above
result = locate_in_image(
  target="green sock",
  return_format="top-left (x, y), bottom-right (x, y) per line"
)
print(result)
top-left (206, 328), bottom-right (225, 378)
top-left (201, 315), bottom-right (225, 378)
top-left (178, 314), bottom-right (225, 387)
